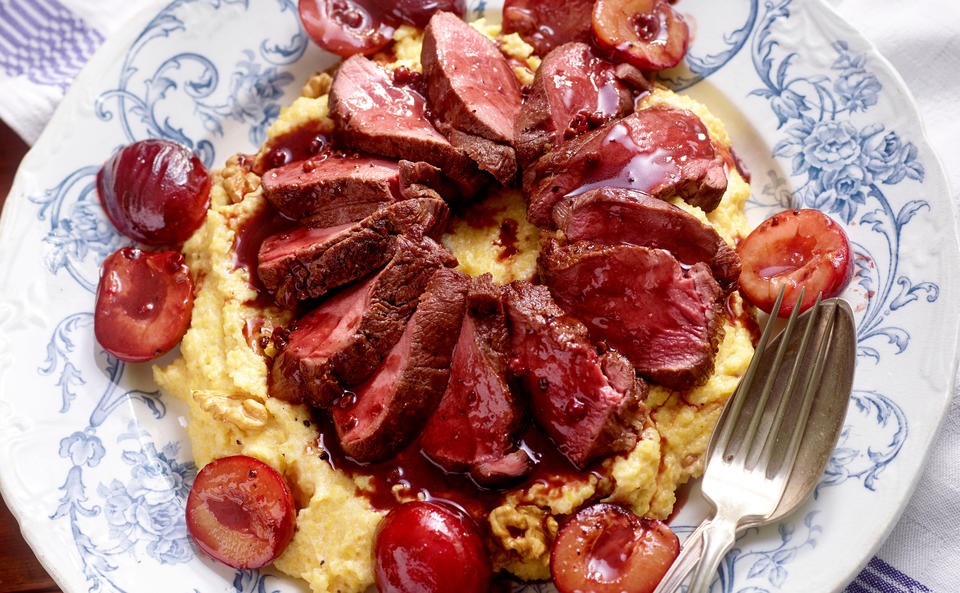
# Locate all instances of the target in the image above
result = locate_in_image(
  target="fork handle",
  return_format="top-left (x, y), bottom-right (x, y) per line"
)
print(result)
top-left (651, 521), bottom-right (707, 593)
top-left (685, 515), bottom-right (738, 593)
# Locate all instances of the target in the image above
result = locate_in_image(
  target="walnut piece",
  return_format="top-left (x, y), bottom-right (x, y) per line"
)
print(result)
top-left (301, 72), bottom-right (333, 99)
top-left (193, 390), bottom-right (269, 430)
top-left (489, 504), bottom-right (555, 562)
top-left (220, 153), bottom-right (261, 204)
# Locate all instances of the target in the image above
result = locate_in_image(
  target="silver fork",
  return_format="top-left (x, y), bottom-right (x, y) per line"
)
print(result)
top-left (656, 288), bottom-right (854, 593)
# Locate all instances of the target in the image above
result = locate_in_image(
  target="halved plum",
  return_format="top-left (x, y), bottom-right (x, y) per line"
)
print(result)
top-left (551, 503), bottom-right (679, 593)
top-left (186, 455), bottom-right (296, 569)
top-left (372, 0), bottom-right (466, 28)
top-left (298, 0), bottom-right (395, 56)
top-left (502, 0), bottom-right (594, 56)
top-left (592, 0), bottom-right (689, 72)
top-left (97, 139), bottom-right (210, 247)
top-left (374, 501), bottom-right (491, 593)
top-left (737, 209), bottom-right (854, 316)
top-left (94, 247), bottom-right (194, 362)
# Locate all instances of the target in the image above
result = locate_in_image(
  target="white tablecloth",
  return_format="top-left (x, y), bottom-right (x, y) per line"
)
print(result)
top-left (1, 0), bottom-right (958, 591)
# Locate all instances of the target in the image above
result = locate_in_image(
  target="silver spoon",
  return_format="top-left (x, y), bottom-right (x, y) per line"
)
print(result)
top-left (653, 293), bottom-right (857, 593)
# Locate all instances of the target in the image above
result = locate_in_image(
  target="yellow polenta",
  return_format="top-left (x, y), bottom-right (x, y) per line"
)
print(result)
top-left (155, 22), bottom-right (756, 593)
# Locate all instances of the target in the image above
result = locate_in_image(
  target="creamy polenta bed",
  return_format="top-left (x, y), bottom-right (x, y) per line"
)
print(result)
top-left (90, 3), bottom-right (780, 593)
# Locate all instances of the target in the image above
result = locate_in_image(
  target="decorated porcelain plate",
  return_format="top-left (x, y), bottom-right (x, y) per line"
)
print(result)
top-left (0, 1), bottom-right (955, 592)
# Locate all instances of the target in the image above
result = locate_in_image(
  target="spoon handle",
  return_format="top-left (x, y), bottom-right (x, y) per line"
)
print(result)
top-left (651, 520), bottom-right (707, 593)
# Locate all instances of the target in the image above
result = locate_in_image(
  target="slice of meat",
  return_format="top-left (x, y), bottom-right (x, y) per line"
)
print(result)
top-left (420, 274), bottom-right (530, 484)
top-left (259, 221), bottom-right (390, 309)
top-left (261, 152), bottom-right (401, 225)
top-left (258, 197), bottom-right (450, 308)
top-left (422, 12), bottom-right (522, 185)
top-left (515, 42), bottom-right (633, 169)
top-left (269, 235), bottom-right (457, 407)
top-left (437, 123), bottom-right (518, 186)
top-left (539, 238), bottom-right (725, 390)
top-left (524, 107), bottom-right (728, 226)
top-left (422, 12), bottom-right (522, 144)
top-left (329, 55), bottom-right (482, 198)
top-left (552, 187), bottom-right (740, 291)
top-left (333, 268), bottom-right (469, 462)
top-left (502, 281), bottom-right (647, 469)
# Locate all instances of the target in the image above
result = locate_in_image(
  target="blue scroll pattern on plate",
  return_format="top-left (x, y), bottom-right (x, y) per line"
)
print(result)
top-left (27, 1), bottom-right (305, 591)
top-left (25, 0), bottom-right (934, 591)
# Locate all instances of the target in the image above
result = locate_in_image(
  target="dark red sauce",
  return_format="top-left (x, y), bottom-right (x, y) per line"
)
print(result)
top-left (374, 0), bottom-right (466, 29)
top-left (254, 125), bottom-right (332, 175)
top-left (725, 291), bottom-right (761, 343)
top-left (311, 408), bottom-right (602, 522)
top-left (236, 153), bottom-right (257, 171)
top-left (232, 202), bottom-right (299, 307)
top-left (665, 479), bottom-right (693, 524)
top-left (243, 316), bottom-right (268, 352)
top-left (463, 203), bottom-right (507, 230)
top-left (497, 218), bottom-right (520, 260)
top-left (391, 66), bottom-right (427, 96)
top-left (726, 145), bottom-right (752, 184)
top-left (586, 518), bottom-right (635, 578)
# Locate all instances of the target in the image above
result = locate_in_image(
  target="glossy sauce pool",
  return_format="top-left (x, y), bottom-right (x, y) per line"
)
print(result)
top-left (312, 409), bottom-right (604, 523)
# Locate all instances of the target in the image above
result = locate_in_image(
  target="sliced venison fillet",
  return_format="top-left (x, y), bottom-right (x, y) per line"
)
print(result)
top-left (436, 123), bottom-right (518, 186)
top-left (420, 274), bottom-right (530, 484)
top-left (553, 187), bottom-right (740, 291)
top-left (258, 221), bottom-right (382, 309)
top-left (515, 42), bottom-right (633, 168)
top-left (539, 239), bottom-right (725, 390)
top-left (258, 197), bottom-right (449, 308)
top-left (502, 281), bottom-right (647, 469)
top-left (329, 55), bottom-right (482, 198)
top-left (422, 12), bottom-right (522, 185)
top-left (261, 152), bottom-right (401, 225)
top-left (269, 235), bottom-right (456, 407)
top-left (524, 107), bottom-right (728, 226)
top-left (423, 12), bottom-right (522, 144)
top-left (333, 268), bottom-right (468, 462)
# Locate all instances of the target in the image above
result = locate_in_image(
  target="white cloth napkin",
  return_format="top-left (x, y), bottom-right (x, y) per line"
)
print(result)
top-left (1, 0), bottom-right (958, 591)
top-left (0, 0), bottom-right (142, 143)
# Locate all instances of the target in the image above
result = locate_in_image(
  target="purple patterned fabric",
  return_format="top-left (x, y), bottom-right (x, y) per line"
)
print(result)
top-left (0, 0), bottom-right (103, 90)
top-left (845, 557), bottom-right (932, 593)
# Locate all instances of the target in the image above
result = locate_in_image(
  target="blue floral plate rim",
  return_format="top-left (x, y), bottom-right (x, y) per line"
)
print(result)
top-left (0, 1), bottom-right (956, 593)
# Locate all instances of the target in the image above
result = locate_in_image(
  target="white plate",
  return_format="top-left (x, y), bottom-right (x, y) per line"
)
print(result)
top-left (0, 1), bottom-right (956, 592)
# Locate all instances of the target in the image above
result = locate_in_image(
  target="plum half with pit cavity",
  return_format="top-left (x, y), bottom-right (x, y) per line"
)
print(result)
top-left (592, 0), bottom-right (690, 72)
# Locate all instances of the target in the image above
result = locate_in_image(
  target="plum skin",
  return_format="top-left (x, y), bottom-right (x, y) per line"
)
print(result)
top-left (97, 139), bottom-right (210, 247)
top-left (374, 501), bottom-right (492, 593)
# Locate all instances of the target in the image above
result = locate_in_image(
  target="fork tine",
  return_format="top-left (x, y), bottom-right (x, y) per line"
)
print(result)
top-left (737, 287), bottom-right (806, 465)
top-left (753, 293), bottom-right (827, 475)
top-left (711, 286), bottom-right (788, 457)
top-left (775, 299), bottom-right (840, 478)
